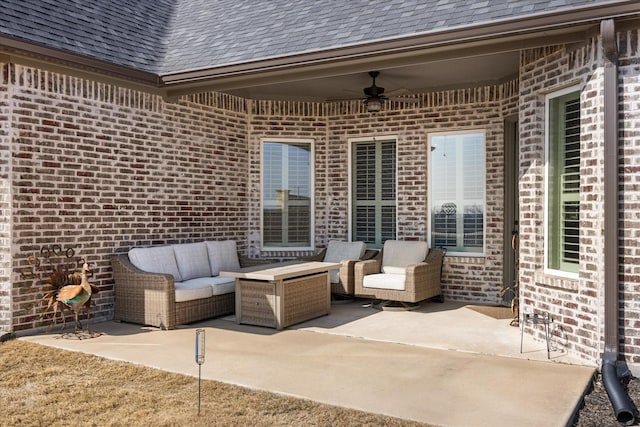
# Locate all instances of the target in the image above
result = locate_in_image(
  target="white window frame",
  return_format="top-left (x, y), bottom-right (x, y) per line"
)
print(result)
top-left (348, 135), bottom-right (398, 247)
top-left (260, 138), bottom-right (315, 251)
top-left (427, 129), bottom-right (487, 257)
top-left (544, 85), bottom-right (580, 279)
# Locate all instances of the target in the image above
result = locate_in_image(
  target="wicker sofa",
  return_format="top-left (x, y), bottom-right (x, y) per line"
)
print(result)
top-left (111, 240), bottom-right (261, 329)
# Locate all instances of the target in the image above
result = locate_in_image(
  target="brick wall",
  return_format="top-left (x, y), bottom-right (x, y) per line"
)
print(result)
top-left (0, 63), bottom-right (11, 331)
top-left (5, 64), bottom-right (250, 331)
top-left (519, 28), bottom-right (640, 366)
top-left (618, 29), bottom-right (640, 364)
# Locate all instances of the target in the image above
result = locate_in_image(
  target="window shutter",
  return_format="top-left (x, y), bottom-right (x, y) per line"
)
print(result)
top-left (354, 206), bottom-right (376, 243)
top-left (352, 140), bottom-right (396, 247)
top-left (560, 98), bottom-right (580, 268)
top-left (547, 91), bottom-right (580, 273)
top-left (380, 141), bottom-right (396, 243)
top-left (355, 144), bottom-right (376, 201)
top-left (381, 141), bottom-right (396, 200)
top-left (381, 206), bottom-right (396, 242)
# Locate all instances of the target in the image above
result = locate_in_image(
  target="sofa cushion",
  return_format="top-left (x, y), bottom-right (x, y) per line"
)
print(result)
top-left (181, 276), bottom-right (236, 296)
top-left (323, 240), bottom-right (366, 263)
top-left (210, 276), bottom-right (236, 296)
top-left (381, 240), bottom-right (428, 275)
top-left (129, 246), bottom-right (182, 282)
top-left (174, 280), bottom-right (214, 303)
top-left (173, 242), bottom-right (212, 281)
top-left (206, 240), bottom-right (241, 276)
top-left (363, 273), bottom-right (406, 291)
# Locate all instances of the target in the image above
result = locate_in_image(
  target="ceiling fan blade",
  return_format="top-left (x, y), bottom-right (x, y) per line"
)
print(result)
top-left (326, 88), bottom-right (365, 102)
top-left (385, 87), bottom-right (413, 96)
top-left (326, 72), bottom-right (418, 104)
top-left (326, 96), bottom-right (366, 102)
top-left (386, 96), bottom-right (419, 103)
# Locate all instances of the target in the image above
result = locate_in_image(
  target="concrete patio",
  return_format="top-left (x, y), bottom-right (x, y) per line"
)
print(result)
top-left (20, 300), bottom-right (595, 426)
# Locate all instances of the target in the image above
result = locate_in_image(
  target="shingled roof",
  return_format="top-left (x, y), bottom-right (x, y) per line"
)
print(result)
top-left (0, 0), bottom-right (173, 73)
top-left (0, 0), bottom-right (633, 76)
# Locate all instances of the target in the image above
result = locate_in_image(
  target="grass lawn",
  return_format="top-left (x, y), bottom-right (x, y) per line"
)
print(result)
top-left (1, 339), bottom-right (428, 426)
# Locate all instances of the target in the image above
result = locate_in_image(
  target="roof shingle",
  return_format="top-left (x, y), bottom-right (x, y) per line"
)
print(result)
top-left (0, 0), bottom-right (175, 73)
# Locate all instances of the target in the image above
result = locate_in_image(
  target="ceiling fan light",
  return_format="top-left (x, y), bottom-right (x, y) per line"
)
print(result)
top-left (365, 97), bottom-right (382, 113)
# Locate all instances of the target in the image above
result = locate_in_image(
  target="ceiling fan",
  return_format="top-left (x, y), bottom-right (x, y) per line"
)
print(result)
top-left (331, 71), bottom-right (418, 113)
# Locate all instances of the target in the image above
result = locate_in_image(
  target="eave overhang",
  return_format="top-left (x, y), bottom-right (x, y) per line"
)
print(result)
top-left (1, 1), bottom-right (638, 99)
top-left (0, 34), bottom-right (161, 89)
top-left (158, 1), bottom-right (640, 98)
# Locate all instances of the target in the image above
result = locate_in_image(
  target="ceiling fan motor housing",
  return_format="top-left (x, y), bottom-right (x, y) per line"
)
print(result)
top-left (364, 71), bottom-right (385, 98)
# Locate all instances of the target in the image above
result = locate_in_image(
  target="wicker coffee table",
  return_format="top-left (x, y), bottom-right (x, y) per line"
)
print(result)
top-left (220, 261), bottom-right (340, 330)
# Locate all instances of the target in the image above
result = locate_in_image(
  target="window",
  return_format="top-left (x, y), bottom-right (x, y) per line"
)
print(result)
top-left (350, 137), bottom-right (396, 248)
top-left (429, 131), bottom-right (485, 255)
top-left (546, 89), bottom-right (580, 274)
top-left (261, 139), bottom-right (313, 250)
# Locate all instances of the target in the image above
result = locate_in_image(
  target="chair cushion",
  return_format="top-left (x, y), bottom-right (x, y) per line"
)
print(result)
top-left (329, 269), bottom-right (339, 284)
top-left (206, 240), bottom-right (241, 276)
top-left (381, 240), bottom-right (428, 274)
top-left (129, 246), bottom-right (182, 282)
top-left (363, 273), bottom-right (406, 291)
top-left (173, 242), bottom-right (212, 281)
top-left (323, 240), bottom-right (366, 263)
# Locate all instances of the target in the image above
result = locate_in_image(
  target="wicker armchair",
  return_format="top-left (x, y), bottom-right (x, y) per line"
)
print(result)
top-left (354, 240), bottom-right (444, 309)
top-left (297, 241), bottom-right (377, 297)
top-left (111, 249), bottom-right (268, 330)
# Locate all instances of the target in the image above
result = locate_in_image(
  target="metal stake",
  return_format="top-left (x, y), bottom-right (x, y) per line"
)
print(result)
top-left (195, 329), bottom-right (205, 415)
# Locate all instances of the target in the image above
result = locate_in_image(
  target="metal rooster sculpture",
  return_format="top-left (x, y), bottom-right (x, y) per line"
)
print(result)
top-left (56, 263), bottom-right (93, 332)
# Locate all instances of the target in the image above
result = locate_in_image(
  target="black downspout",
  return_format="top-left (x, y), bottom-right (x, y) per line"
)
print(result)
top-left (600, 18), bottom-right (635, 426)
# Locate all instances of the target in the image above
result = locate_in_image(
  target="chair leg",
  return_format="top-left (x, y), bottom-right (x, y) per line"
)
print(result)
top-left (430, 295), bottom-right (444, 303)
top-left (331, 293), bottom-right (355, 304)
